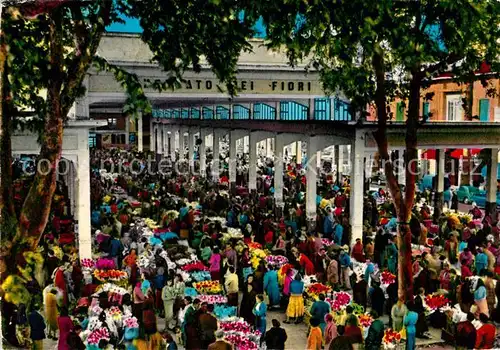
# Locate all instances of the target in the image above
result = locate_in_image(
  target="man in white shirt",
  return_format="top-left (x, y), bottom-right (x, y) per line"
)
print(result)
top-left (224, 266), bottom-right (239, 307)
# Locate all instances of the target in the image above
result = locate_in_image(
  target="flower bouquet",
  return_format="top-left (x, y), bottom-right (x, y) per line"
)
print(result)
top-left (219, 319), bottom-right (253, 334)
top-left (81, 258), bottom-right (95, 270)
top-left (197, 294), bottom-right (228, 304)
top-left (425, 294), bottom-right (450, 312)
top-left (247, 242), bottom-right (262, 250)
top-left (383, 329), bottom-right (402, 349)
top-left (123, 316), bottom-right (139, 341)
top-left (358, 314), bottom-right (373, 328)
top-left (306, 283), bottom-right (332, 299)
top-left (95, 258), bottom-right (116, 270)
top-left (87, 327), bottom-right (110, 345)
top-left (322, 238), bottom-right (334, 247)
top-left (182, 261), bottom-right (208, 272)
top-left (190, 271), bottom-right (211, 282)
top-left (327, 291), bottom-right (352, 312)
top-left (381, 271), bottom-right (396, 285)
top-left (194, 280), bottom-right (223, 294)
top-left (93, 269), bottom-right (127, 282)
top-left (225, 227), bottom-right (244, 240)
top-left (265, 255), bottom-right (288, 268)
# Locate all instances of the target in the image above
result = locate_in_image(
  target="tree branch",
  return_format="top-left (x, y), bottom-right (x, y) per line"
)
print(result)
top-left (372, 47), bottom-right (402, 211)
top-left (60, 0), bottom-right (111, 117)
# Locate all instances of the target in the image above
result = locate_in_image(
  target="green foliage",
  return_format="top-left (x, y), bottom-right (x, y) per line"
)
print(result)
top-left (124, 0), bottom-right (260, 96)
top-left (252, 0), bottom-right (499, 116)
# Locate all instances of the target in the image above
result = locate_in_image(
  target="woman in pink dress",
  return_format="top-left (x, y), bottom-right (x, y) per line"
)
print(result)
top-left (209, 247), bottom-right (222, 281)
top-left (57, 308), bottom-right (73, 350)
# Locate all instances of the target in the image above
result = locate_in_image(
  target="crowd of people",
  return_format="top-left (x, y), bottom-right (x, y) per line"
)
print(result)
top-left (6, 147), bottom-right (500, 350)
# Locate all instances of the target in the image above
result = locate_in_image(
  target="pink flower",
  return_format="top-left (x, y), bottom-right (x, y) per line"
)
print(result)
top-left (87, 327), bottom-right (110, 345)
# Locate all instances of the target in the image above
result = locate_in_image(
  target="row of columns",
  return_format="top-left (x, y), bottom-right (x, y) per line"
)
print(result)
top-left (151, 123), bottom-right (364, 243)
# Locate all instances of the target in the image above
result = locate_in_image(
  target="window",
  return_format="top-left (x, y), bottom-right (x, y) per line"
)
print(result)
top-left (89, 133), bottom-right (96, 148)
top-left (396, 102), bottom-right (404, 121)
top-left (446, 94), bottom-right (463, 121)
top-left (479, 99), bottom-right (490, 122)
top-left (422, 102), bottom-right (430, 119)
top-left (107, 118), bottom-right (117, 129)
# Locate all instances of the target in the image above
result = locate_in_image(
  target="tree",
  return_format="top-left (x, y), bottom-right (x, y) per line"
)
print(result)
top-left (0, 0), bottom-right (260, 310)
top-left (250, 0), bottom-right (499, 301)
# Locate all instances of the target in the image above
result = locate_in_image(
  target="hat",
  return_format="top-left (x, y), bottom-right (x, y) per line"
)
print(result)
top-left (342, 245), bottom-right (349, 251)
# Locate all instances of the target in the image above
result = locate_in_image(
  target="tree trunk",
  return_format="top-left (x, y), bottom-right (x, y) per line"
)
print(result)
top-left (18, 16), bottom-right (64, 250)
top-left (372, 46), bottom-right (421, 302)
top-left (0, 39), bottom-right (15, 228)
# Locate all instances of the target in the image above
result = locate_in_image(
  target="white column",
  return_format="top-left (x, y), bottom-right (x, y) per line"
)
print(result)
top-left (229, 130), bottom-right (240, 186)
top-left (306, 136), bottom-right (318, 225)
top-left (338, 145), bottom-right (344, 182)
top-left (434, 149), bottom-right (445, 218)
top-left (77, 130), bottom-right (92, 260)
top-left (212, 130), bottom-right (221, 181)
top-left (125, 116), bottom-right (130, 146)
top-left (156, 124), bottom-right (162, 155)
top-left (170, 129), bottom-right (177, 161)
top-left (199, 130), bottom-right (207, 177)
top-left (296, 141), bottom-right (302, 165)
top-left (349, 130), bottom-right (365, 244)
top-left (179, 129), bottom-right (186, 160)
top-left (274, 135), bottom-right (285, 206)
top-left (188, 131), bottom-right (196, 173)
top-left (137, 113), bottom-right (143, 152)
top-left (266, 138), bottom-right (273, 158)
top-left (249, 133), bottom-right (258, 191)
top-left (162, 125), bottom-right (168, 156)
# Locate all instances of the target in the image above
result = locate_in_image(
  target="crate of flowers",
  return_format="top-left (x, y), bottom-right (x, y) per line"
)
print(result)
top-left (194, 280), bottom-right (223, 294)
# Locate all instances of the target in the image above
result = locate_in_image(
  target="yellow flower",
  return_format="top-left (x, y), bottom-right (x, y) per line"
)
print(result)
top-left (103, 195), bottom-right (112, 204)
top-left (52, 246), bottom-right (63, 260)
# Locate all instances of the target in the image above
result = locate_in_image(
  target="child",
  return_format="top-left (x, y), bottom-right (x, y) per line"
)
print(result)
top-left (307, 317), bottom-right (323, 350)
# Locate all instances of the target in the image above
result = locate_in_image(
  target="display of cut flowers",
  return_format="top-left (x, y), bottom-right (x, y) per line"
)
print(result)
top-left (265, 255), bottom-right (288, 267)
top-left (305, 283), bottom-right (332, 299)
top-left (327, 291), bottom-right (352, 311)
top-left (81, 258), bottom-right (95, 270)
top-left (93, 269), bottom-right (127, 282)
top-left (225, 333), bottom-right (259, 350)
top-left (213, 304), bottom-right (238, 320)
top-left (425, 294), bottom-right (450, 311)
top-left (194, 280), bottom-right (223, 294)
top-left (247, 242), bottom-right (262, 250)
top-left (87, 327), bottom-right (111, 345)
top-left (181, 261), bottom-right (208, 272)
top-left (383, 329), bottom-right (402, 349)
top-left (358, 314), bottom-right (373, 328)
top-left (197, 294), bottom-right (228, 304)
top-left (190, 271), bottom-right (211, 282)
top-left (381, 271), bottom-right (396, 285)
top-left (95, 258), bottom-right (116, 270)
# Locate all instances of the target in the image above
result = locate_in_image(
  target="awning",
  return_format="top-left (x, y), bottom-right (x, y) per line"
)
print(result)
top-left (449, 148), bottom-right (481, 159)
top-left (421, 149), bottom-right (436, 160)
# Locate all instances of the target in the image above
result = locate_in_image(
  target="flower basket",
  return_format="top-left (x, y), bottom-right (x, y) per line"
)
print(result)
top-left (193, 281), bottom-right (223, 294)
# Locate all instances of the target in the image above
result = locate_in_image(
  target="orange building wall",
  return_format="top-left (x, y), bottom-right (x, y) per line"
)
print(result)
top-left (368, 78), bottom-right (500, 122)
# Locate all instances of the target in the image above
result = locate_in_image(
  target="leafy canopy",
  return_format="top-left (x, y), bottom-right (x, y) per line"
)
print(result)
top-left (247, 0), bottom-right (499, 115)
top-left (3, 0), bottom-right (263, 131)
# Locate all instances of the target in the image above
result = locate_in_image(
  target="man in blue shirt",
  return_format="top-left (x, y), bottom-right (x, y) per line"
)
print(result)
top-left (334, 220), bottom-right (344, 245)
top-left (339, 248), bottom-right (352, 289)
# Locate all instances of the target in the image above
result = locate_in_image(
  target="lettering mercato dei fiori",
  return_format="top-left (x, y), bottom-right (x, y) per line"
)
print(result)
top-left (179, 79), bottom-right (314, 92)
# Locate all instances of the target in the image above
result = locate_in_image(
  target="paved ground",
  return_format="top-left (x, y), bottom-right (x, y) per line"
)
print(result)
top-left (2, 311), bottom-right (452, 349)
